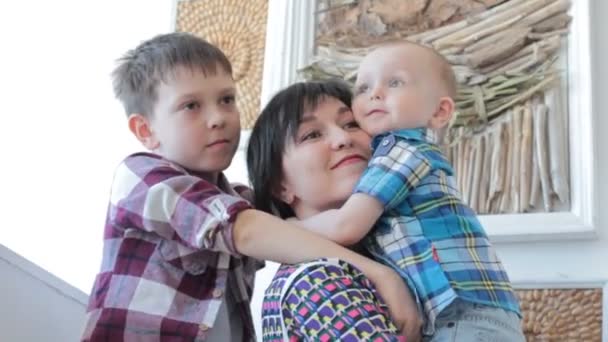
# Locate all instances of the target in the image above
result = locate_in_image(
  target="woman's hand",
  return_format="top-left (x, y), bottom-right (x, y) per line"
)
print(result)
top-left (369, 265), bottom-right (423, 342)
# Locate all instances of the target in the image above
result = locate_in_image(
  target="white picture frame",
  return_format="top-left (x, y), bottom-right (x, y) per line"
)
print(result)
top-left (258, 0), bottom-right (597, 244)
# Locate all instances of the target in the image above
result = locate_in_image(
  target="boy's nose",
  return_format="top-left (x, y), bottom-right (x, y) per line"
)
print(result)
top-left (207, 110), bottom-right (226, 129)
top-left (369, 86), bottom-right (384, 100)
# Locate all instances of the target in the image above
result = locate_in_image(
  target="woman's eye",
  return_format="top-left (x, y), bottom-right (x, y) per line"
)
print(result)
top-left (389, 79), bottom-right (404, 87)
top-left (344, 121), bottom-right (360, 130)
top-left (300, 130), bottom-right (321, 142)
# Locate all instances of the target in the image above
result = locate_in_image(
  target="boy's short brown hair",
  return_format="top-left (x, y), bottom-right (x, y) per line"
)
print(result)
top-left (112, 32), bottom-right (232, 117)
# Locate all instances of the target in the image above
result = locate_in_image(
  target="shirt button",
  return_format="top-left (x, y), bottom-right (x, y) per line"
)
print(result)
top-left (199, 324), bottom-right (209, 332)
top-left (382, 139), bottom-right (390, 146)
top-left (212, 288), bottom-right (224, 298)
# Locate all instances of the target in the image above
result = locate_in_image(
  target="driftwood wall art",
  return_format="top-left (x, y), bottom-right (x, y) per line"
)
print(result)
top-left (302, 0), bottom-right (571, 214)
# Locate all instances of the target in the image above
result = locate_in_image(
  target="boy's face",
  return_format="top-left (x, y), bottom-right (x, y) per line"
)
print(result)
top-left (352, 44), bottom-right (447, 136)
top-left (146, 65), bottom-right (241, 181)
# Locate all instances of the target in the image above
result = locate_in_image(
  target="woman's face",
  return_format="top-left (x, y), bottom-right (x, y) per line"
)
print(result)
top-left (280, 97), bottom-right (372, 218)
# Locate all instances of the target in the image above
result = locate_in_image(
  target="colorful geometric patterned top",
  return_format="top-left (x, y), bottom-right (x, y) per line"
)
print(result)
top-left (354, 128), bottom-right (521, 335)
top-left (261, 258), bottom-right (405, 342)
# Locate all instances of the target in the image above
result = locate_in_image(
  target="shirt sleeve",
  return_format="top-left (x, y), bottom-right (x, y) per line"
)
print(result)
top-left (108, 153), bottom-right (252, 255)
top-left (281, 260), bottom-right (404, 341)
top-left (354, 136), bottom-right (432, 211)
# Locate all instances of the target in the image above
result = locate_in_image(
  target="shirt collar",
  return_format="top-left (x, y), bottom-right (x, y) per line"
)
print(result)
top-left (372, 127), bottom-right (437, 147)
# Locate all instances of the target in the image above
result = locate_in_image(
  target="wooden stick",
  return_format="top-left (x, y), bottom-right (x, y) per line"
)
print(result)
top-left (432, 0), bottom-right (559, 49)
top-left (457, 129), bottom-right (465, 191)
top-left (448, 15), bottom-right (526, 51)
top-left (520, 102), bottom-right (534, 212)
top-left (445, 140), bottom-right (453, 164)
top-left (519, 0), bottom-right (571, 27)
top-left (466, 27), bottom-right (530, 68)
top-left (486, 45), bottom-right (558, 78)
top-left (462, 138), bottom-right (472, 203)
top-left (451, 142), bottom-right (459, 187)
top-left (488, 123), bottom-right (504, 209)
top-left (529, 100), bottom-right (541, 209)
top-left (470, 136), bottom-right (484, 212)
top-left (480, 133), bottom-right (492, 214)
top-left (499, 112), bottom-right (514, 213)
top-left (533, 102), bottom-right (553, 211)
top-left (408, 0), bottom-right (531, 43)
top-left (463, 26), bottom-right (527, 54)
top-left (545, 86), bottom-right (570, 204)
top-left (528, 29), bottom-right (570, 40)
top-left (533, 13), bottom-right (572, 33)
top-left (481, 35), bottom-right (560, 75)
top-left (511, 106), bottom-right (523, 212)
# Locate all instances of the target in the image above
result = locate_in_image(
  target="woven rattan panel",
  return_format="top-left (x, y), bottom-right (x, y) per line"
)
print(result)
top-left (516, 289), bottom-right (602, 341)
top-left (175, 0), bottom-right (268, 129)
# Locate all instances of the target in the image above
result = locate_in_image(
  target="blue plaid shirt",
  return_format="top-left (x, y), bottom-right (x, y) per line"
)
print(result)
top-left (354, 128), bottom-right (520, 335)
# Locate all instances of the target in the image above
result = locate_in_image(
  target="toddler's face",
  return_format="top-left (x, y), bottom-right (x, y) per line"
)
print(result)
top-left (352, 44), bottom-right (446, 136)
top-left (148, 65), bottom-right (241, 181)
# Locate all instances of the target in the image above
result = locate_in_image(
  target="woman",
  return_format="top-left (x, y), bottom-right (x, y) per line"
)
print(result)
top-left (247, 81), bottom-right (421, 341)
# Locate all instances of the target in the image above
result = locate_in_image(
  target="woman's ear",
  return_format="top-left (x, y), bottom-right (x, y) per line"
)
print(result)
top-left (429, 96), bottom-right (454, 130)
top-left (277, 183), bottom-right (295, 206)
top-left (128, 113), bottom-right (160, 150)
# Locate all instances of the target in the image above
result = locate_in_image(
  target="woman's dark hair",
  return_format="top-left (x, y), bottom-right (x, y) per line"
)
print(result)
top-left (246, 80), bottom-right (353, 218)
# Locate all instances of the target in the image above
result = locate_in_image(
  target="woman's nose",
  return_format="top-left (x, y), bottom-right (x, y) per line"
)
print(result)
top-left (331, 128), bottom-right (354, 150)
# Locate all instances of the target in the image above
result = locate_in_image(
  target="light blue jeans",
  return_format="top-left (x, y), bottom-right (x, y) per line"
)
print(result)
top-left (424, 300), bottom-right (525, 342)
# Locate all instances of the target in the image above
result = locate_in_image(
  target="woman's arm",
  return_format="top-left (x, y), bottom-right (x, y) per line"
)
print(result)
top-left (262, 260), bottom-right (407, 342)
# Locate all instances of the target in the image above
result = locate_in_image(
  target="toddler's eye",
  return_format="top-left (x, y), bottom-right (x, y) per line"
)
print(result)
top-left (388, 79), bottom-right (404, 87)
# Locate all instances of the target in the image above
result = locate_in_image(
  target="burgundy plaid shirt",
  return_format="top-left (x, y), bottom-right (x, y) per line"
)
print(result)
top-left (81, 152), bottom-right (263, 341)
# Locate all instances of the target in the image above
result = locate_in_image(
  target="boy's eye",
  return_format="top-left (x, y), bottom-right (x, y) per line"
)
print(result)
top-left (355, 84), bottom-right (369, 95)
top-left (184, 101), bottom-right (200, 111)
top-left (388, 78), bottom-right (404, 87)
top-left (220, 95), bottom-right (236, 105)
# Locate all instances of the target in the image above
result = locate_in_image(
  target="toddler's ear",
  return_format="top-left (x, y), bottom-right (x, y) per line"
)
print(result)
top-left (429, 97), bottom-right (454, 129)
top-left (128, 113), bottom-right (160, 150)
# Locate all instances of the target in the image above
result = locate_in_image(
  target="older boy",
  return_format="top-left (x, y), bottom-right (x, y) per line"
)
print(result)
top-left (295, 42), bottom-right (525, 341)
top-left (81, 33), bottom-right (414, 341)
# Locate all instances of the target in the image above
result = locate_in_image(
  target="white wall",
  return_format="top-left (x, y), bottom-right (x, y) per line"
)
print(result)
top-left (0, 244), bottom-right (87, 341)
top-left (0, 0), bottom-right (175, 294)
top-left (0, 1), bottom-right (175, 339)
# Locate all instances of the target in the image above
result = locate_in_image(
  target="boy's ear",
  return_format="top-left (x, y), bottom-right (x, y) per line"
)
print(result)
top-left (429, 96), bottom-right (454, 130)
top-left (128, 113), bottom-right (160, 150)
